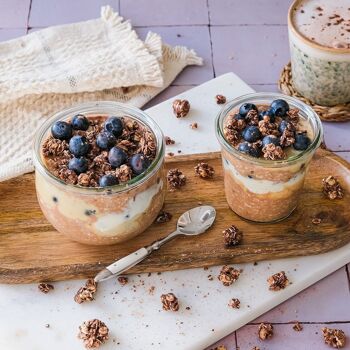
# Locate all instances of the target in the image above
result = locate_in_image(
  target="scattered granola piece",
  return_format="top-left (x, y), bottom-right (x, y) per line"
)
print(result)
top-left (216, 94), bottom-right (227, 104)
top-left (74, 278), bottom-right (98, 304)
top-left (167, 152), bottom-right (175, 157)
top-left (211, 346), bottom-right (227, 350)
top-left (161, 293), bottom-right (179, 311)
top-left (194, 162), bottom-right (215, 179)
top-left (223, 225), bottom-right (242, 247)
top-left (322, 176), bottom-right (344, 200)
top-left (251, 347), bottom-right (260, 350)
top-left (218, 265), bottom-right (241, 286)
top-left (149, 286), bottom-right (155, 295)
top-left (322, 327), bottom-right (346, 348)
top-left (167, 168), bottom-right (186, 189)
top-left (117, 276), bottom-right (128, 286)
top-left (262, 144), bottom-right (286, 160)
top-left (165, 136), bottom-right (175, 145)
top-left (190, 122), bottom-right (198, 129)
top-left (267, 271), bottom-right (289, 291)
top-left (38, 283), bottom-right (54, 294)
top-left (228, 298), bottom-right (241, 309)
top-left (312, 217), bottom-right (322, 225)
top-left (172, 99), bottom-right (190, 118)
top-left (258, 323), bottom-right (274, 340)
top-left (293, 322), bottom-right (303, 332)
top-left (207, 274), bottom-right (214, 281)
top-left (78, 319), bottom-right (109, 349)
top-left (155, 210), bottom-right (172, 223)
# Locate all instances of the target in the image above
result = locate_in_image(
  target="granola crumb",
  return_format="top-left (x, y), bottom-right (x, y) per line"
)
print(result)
top-left (322, 327), bottom-right (346, 348)
top-left (167, 152), bottom-right (175, 157)
top-left (218, 265), bottom-right (241, 286)
top-left (194, 162), bottom-right (215, 179)
top-left (167, 168), bottom-right (186, 189)
top-left (228, 298), bottom-right (241, 309)
top-left (258, 323), bottom-right (274, 340)
top-left (155, 210), bottom-right (172, 224)
top-left (161, 293), bottom-right (179, 311)
top-left (216, 94), bottom-right (227, 104)
top-left (322, 176), bottom-right (344, 200)
top-left (74, 278), bottom-right (98, 304)
top-left (190, 122), bottom-right (198, 129)
top-left (267, 271), bottom-right (289, 291)
top-left (78, 319), bottom-right (109, 349)
top-left (212, 346), bottom-right (227, 350)
top-left (251, 347), bottom-right (260, 350)
top-left (38, 283), bottom-right (54, 294)
top-left (165, 136), bottom-right (175, 145)
top-left (185, 306), bottom-right (191, 310)
top-left (223, 225), bottom-right (243, 247)
top-left (149, 286), bottom-right (155, 295)
top-left (293, 322), bottom-right (303, 332)
top-left (117, 276), bottom-right (128, 286)
top-left (172, 99), bottom-right (190, 118)
top-left (207, 274), bottom-right (214, 281)
top-left (312, 217), bottom-right (322, 225)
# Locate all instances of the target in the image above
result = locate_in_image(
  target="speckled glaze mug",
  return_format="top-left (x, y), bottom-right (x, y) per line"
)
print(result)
top-left (288, 0), bottom-right (350, 106)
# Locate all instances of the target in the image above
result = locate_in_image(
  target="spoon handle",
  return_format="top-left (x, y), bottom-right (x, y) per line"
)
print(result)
top-left (94, 231), bottom-right (180, 283)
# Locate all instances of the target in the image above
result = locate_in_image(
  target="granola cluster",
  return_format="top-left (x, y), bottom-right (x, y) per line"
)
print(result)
top-left (267, 271), bottom-right (289, 291)
top-left (161, 293), bottom-right (179, 311)
top-left (223, 225), bottom-right (242, 247)
top-left (228, 298), bottom-right (241, 309)
top-left (38, 282), bottom-right (54, 294)
top-left (194, 162), bottom-right (215, 179)
top-left (155, 210), bottom-right (172, 223)
top-left (322, 327), bottom-right (346, 348)
top-left (293, 322), bottom-right (303, 332)
top-left (262, 143), bottom-right (285, 160)
top-left (172, 99), bottom-right (190, 118)
top-left (216, 94), bottom-right (227, 104)
top-left (167, 168), bottom-right (186, 189)
top-left (74, 278), bottom-right (98, 304)
top-left (78, 319), bottom-right (109, 349)
top-left (322, 176), bottom-right (344, 200)
top-left (42, 115), bottom-right (156, 187)
top-left (218, 265), bottom-right (241, 286)
top-left (258, 323), bottom-right (274, 340)
top-left (117, 276), bottom-right (128, 286)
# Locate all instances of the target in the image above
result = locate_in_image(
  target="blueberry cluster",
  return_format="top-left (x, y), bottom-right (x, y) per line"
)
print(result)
top-left (50, 115), bottom-right (151, 187)
top-left (225, 99), bottom-right (311, 159)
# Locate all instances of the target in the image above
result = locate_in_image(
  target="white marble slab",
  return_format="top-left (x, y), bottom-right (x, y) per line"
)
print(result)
top-left (0, 73), bottom-right (349, 350)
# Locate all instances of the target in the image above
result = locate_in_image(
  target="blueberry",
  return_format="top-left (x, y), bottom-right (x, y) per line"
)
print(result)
top-left (270, 99), bottom-right (289, 117)
top-left (242, 125), bottom-right (261, 143)
top-left (262, 135), bottom-right (280, 147)
top-left (96, 132), bottom-right (116, 150)
top-left (259, 108), bottom-right (276, 122)
top-left (68, 157), bottom-right (88, 174)
top-left (238, 142), bottom-right (260, 158)
top-left (108, 146), bottom-right (127, 168)
top-left (234, 113), bottom-right (246, 121)
top-left (130, 154), bottom-right (150, 175)
top-left (99, 174), bottom-right (118, 187)
top-left (69, 135), bottom-right (90, 157)
top-left (51, 121), bottom-right (72, 140)
top-left (104, 117), bottom-right (123, 137)
top-left (293, 132), bottom-right (311, 150)
top-left (71, 114), bottom-right (89, 131)
top-left (239, 103), bottom-right (258, 118)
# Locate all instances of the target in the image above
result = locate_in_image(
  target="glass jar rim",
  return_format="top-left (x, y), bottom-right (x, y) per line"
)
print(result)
top-left (215, 92), bottom-right (323, 168)
top-left (33, 101), bottom-right (164, 194)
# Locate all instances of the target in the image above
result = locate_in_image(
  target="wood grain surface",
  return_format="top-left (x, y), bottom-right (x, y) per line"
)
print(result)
top-left (0, 148), bottom-right (349, 284)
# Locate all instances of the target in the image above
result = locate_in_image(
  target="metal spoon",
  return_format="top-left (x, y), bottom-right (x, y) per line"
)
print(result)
top-left (94, 205), bottom-right (216, 283)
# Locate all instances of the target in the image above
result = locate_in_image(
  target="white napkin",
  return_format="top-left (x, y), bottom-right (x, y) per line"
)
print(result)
top-left (0, 6), bottom-right (202, 182)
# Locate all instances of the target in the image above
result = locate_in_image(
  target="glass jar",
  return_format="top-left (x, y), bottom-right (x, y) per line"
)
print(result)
top-left (33, 101), bottom-right (165, 245)
top-left (215, 92), bottom-right (323, 223)
top-left (288, 0), bottom-right (350, 106)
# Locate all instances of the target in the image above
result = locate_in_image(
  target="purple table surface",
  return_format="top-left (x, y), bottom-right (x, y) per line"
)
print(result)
top-left (1, 0), bottom-right (349, 349)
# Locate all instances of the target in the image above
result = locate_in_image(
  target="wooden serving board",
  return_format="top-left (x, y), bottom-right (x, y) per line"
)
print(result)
top-left (0, 148), bottom-right (349, 284)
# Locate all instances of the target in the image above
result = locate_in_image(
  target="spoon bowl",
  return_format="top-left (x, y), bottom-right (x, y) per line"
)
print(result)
top-left (177, 205), bottom-right (216, 235)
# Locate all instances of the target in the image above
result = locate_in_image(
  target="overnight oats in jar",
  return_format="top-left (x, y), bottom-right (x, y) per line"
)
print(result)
top-left (288, 0), bottom-right (350, 105)
top-left (216, 93), bottom-right (322, 223)
top-left (33, 101), bottom-right (165, 245)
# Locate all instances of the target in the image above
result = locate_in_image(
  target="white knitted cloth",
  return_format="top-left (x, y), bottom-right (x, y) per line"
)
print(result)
top-left (0, 6), bottom-right (202, 182)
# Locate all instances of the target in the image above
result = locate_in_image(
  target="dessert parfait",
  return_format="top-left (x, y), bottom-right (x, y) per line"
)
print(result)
top-left (33, 102), bottom-right (165, 245)
top-left (216, 93), bottom-right (322, 223)
top-left (288, 0), bottom-right (350, 105)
